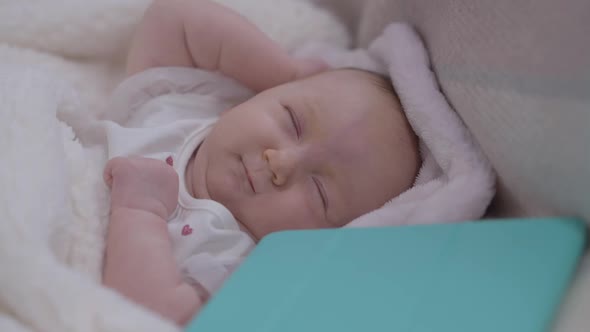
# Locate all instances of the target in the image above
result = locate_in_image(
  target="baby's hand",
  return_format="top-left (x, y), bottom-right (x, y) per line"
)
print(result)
top-left (104, 156), bottom-right (179, 220)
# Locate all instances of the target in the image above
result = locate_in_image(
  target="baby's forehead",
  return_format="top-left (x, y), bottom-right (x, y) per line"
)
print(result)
top-left (296, 72), bottom-right (404, 155)
top-left (304, 68), bottom-right (387, 88)
top-left (303, 69), bottom-right (395, 105)
top-left (299, 69), bottom-right (410, 164)
top-left (297, 69), bottom-right (399, 123)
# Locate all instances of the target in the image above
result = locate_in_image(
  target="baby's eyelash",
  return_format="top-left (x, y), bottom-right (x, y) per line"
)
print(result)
top-left (285, 106), bottom-right (301, 138)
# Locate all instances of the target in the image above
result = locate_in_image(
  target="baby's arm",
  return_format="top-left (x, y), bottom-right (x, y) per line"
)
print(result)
top-left (127, 0), bottom-right (323, 92)
top-left (102, 157), bottom-right (200, 325)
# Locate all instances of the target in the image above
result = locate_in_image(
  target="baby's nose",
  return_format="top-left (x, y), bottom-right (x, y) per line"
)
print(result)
top-left (263, 148), bottom-right (302, 186)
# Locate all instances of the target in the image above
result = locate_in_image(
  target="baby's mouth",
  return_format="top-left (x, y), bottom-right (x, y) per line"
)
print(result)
top-left (241, 158), bottom-right (256, 193)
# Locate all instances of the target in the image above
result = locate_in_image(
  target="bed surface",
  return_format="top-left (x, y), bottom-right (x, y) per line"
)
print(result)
top-left (312, 1), bottom-right (590, 331)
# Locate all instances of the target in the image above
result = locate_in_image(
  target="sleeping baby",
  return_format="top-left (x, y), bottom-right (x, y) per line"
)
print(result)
top-left (101, 0), bottom-right (420, 325)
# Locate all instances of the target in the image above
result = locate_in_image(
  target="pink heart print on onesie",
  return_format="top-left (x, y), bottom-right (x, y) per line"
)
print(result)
top-left (182, 224), bottom-right (193, 236)
top-left (165, 156), bottom-right (174, 166)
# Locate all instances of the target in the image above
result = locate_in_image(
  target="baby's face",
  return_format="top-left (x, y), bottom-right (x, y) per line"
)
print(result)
top-left (187, 69), bottom-right (419, 240)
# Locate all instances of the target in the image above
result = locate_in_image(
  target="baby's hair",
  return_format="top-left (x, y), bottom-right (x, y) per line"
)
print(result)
top-left (346, 68), bottom-right (398, 100)
top-left (368, 73), bottom-right (398, 98)
top-left (332, 68), bottom-right (400, 107)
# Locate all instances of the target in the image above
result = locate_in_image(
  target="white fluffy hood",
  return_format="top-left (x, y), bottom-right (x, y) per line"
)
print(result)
top-left (297, 23), bottom-right (496, 227)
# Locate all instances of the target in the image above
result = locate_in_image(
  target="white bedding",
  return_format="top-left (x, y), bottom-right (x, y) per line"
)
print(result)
top-left (0, 0), bottom-right (500, 330)
top-left (0, 1), bottom-right (348, 331)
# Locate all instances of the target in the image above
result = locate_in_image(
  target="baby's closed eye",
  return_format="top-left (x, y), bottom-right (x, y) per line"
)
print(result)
top-left (284, 105), bottom-right (301, 139)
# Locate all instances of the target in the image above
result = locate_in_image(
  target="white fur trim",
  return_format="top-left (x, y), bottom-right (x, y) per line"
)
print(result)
top-left (299, 23), bottom-right (496, 227)
top-left (0, 0), bottom-right (351, 331)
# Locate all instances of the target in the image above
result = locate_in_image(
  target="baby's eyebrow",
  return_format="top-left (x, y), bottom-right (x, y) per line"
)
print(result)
top-left (301, 97), bottom-right (321, 131)
top-left (303, 97), bottom-right (320, 116)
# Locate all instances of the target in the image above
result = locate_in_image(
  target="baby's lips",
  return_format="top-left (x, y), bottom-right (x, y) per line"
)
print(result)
top-left (103, 160), bottom-right (116, 188)
top-left (103, 174), bottom-right (113, 188)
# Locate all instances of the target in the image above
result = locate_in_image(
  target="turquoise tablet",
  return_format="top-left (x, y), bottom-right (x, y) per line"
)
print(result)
top-left (186, 218), bottom-right (586, 332)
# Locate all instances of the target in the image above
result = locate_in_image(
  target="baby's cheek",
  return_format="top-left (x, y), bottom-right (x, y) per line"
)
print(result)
top-left (237, 190), bottom-right (317, 237)
top-left (275, 190), bottom-right (319, 228)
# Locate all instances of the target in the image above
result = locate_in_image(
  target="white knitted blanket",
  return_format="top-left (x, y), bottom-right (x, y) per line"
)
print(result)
top-left (0, 1), bottom-right (348, 331)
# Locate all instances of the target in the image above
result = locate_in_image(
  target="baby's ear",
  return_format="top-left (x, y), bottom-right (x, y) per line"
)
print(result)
top-left (293, 58), bottom-right (330, 80)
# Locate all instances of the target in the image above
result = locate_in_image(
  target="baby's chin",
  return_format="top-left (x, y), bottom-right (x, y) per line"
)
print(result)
top-left (187, 144), bottom-right (212, 200)
top-left (192, 170), bottom-right (258, 241)
top-left (193, 185), bottom-right (210, 200)
top-left (190, 171), bottom-right (210, 199)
